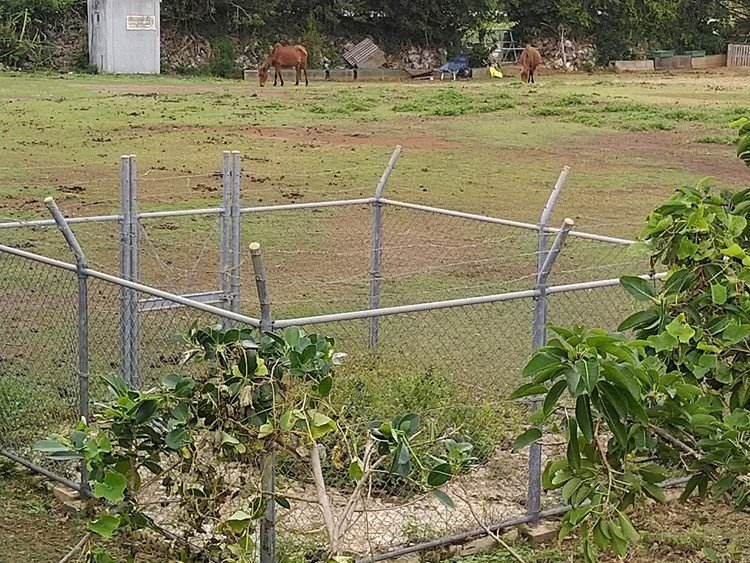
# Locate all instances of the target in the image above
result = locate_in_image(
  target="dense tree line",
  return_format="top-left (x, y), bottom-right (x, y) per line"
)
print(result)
top-left (2, 0), bottom-right (750, 69)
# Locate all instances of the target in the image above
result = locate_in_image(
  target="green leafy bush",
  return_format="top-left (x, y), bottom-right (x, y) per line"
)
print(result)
top-left (511, 121), bottom-right (750, 561)
top-left (208, 35), bottom-right (241, 79)
top-left (37, 325), bottom-right (469, 561)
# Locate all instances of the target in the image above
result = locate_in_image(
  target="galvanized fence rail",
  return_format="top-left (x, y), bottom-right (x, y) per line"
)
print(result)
top-left (0, 148), bottom-right (658, 561)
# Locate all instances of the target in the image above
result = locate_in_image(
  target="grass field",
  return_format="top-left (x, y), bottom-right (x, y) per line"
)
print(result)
top-left (1, 68), bottom-right (748, 230)
top-left (3, 67), bottom-right (747, 314)
top-left (2, 67), bottom-right (750, 561)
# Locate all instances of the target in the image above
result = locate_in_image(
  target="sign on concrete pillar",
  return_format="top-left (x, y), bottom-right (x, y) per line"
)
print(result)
top-left (88, 0), bottom-right (161, 74)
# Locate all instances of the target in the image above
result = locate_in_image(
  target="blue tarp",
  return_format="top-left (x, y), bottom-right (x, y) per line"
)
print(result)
top-left (439, 55), bottom-right (469, 74)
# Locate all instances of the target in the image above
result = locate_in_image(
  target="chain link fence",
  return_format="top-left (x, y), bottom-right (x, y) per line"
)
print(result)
top-left (0, 151), bottom-right (654, 561)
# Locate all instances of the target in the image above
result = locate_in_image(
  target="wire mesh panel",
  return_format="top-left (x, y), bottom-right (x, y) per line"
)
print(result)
top-left (0, 252), bottom-right (79, 475)
top-left (138, 214), bottom-right (224, 297)
top-left (547, 284), bottom-right (640, 333)
top-left (240, 205), bottom-right (373, 319)
top-left (270, 297), bottom-right (544, 558)
top-left (380, 206), bottom-right (540, 305)
top-left (548, 237), bottom-right (648, 286)
top-left (0, 221), bottom-right (121, 273)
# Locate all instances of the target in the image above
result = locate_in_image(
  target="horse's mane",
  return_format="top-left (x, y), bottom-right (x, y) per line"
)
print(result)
top-left (259, 52), bottom-right (274, 71)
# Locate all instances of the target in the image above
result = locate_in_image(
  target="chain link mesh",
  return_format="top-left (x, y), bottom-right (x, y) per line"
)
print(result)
top-left (0, 253), bottom-right (79, 476)
top-left (0, 197), bottom-right (650, 559)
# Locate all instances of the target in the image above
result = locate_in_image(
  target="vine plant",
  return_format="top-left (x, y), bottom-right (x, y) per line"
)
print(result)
top-left (37, 325), bottom-right (469, 561)
top-left (511, 122), bottom-right (750, 561)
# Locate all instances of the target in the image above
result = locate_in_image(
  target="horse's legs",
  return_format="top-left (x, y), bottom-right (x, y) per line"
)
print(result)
top-left (295, 65), bottom-right (300, 86)
top-left (279, 67), bottom-right (284, 86)
top-left (304, 65), bottom-right (308, 86)
top-left (273, 67), bottom-right (278, 86)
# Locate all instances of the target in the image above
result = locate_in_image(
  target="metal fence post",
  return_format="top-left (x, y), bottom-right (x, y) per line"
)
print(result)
top-left (220, 151), bottom-right (232, 312)
top-left (119, 156), bottom-right (133, 386)
top-left (528, 167), bottom-right (570, 520)
top-left (535, 167), bottom-right (570, 340)
top-left (230, 151), bottom-right (242, 317)
top-left (368, 146), bottom-right (402, 350)
top-left (528, 218), bottom-right (574, 519)
top-left (128, 155), bottom-right (140, 387)
top-left (249, 242), bottom-right (274, 563)
top-left (44, 197), bottom-right (91, 498)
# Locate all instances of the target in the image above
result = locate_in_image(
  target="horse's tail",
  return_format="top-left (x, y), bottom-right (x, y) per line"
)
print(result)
top-left (297, 45), bottom-right (308, 57)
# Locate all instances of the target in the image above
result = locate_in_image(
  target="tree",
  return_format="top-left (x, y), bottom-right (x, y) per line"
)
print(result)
top-left (506, 0), bottom-right (731, 64)
top-left (512, 122), bottom-right (750, 562)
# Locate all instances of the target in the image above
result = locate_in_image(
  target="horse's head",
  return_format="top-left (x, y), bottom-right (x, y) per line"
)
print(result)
top-left (258, 66), bottom-right (269, 87)
top-left (520, 68), bottom-right (529, 83)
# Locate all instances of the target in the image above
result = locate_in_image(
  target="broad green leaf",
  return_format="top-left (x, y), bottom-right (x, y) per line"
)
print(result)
top-left (686, 207), bottom-right (710, 231)
top-left (561, 477), bottom-right (581, 503)
top-left (620, 276), bottom-right (657, 302)
top-left (664, 268), bottom-right (696, 294)
top-left (427, 463), bottom-right (452, 487)
top-left (722, 243), bottom-right (746, 259)
top-left (543, 380), bottom-right (568, 417)
top-left (722, 322), bottom-right (750, 344)
top-left (642, 482), bottom-right (665, 503)
top-left (92, 471), bottom-right (127, 503)
top-left (647, 331), bottom-right (679, 352)
top-left (509, 383), bottom-right (549, 400)
top-left (317, 376), bottom-right (333, 396)
top-left (575, 395), bottom-right (594, 442)
top-left (522, 352), bottom-right (560, 376)
top-left (258, 423), bottom-right (274, 439)
top-left (87, 515), bottom-right (121, 538)
top-left (576, 358), bottom-right (599, 393)
top-left (559, 518), bottom-right (575, 542)
top-left (133, 398), bottom-right (160, 424)
top-left (610, 534), bottom-right (628, 557)
top-left (711, 284), bottom-right (728, 305)
top-left (566, 418), bottom-right (580, 469)
top-left (433, 490), bottom-right (455, 509)
top-left (280, 411), bottom-right (295, 431)
top-left (165, 427), bottom-right (191, 450)
top-left (512, 428), bottom-right (541, 452)
top-left (676, 237), bottom-right (698, 259)
top-left (275, 496), bottom-right (291, 509)
top-left (283, 327), bottom-right (301, 348)
top-left (349, 458), bottom-right (364, 481)
top-left (34, 439), bottom-right (79, 461)
top-left (665, 314), bottom-right (695, 343)
top-left (618, 511), bottom-right (640, 540)
top-left (309, 411), bottom-right (337, 440)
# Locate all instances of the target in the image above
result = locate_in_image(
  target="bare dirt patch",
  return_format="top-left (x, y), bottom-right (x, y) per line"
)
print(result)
top-left (579, 129), bottom-right (747, 185)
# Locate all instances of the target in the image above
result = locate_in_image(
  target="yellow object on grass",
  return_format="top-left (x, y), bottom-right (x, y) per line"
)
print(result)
top-left (489, 66), bottom-right (503, 78)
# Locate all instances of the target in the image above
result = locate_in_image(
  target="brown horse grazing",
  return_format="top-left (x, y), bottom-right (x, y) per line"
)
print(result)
top-left (518, 45), bottom-right (542, 84)
top-left (258, 44), bottom-right (309, 87)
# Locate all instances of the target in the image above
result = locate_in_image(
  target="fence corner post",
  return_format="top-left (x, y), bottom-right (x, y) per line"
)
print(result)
top-left (220, 151), bottom-right (232, 314)
top-left (230, 150), bottom-right (242, 317)
top-left (44, 196), bottom-right (91, 499)
top-left (249, 242), bottom-right (274, 562)
top-left (368, 145), bottom-right (402, 350)
top-left (528, 167), bottom-right (570, 521)
top-left (128, 155), bottom-right (140, 388)
top-left (528, 217), bottom-right (574, 520)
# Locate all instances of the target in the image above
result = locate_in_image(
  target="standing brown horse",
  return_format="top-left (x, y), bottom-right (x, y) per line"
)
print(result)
top-left (258, 44), bottom-right (309, 87)
top-left (518, 45), bottom-right (542, 84)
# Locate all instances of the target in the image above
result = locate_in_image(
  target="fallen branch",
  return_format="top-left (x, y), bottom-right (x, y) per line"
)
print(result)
top-left (454, 484), bottom-right (526, 563)
top-left (59, 532), bottom-right (93, 563)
